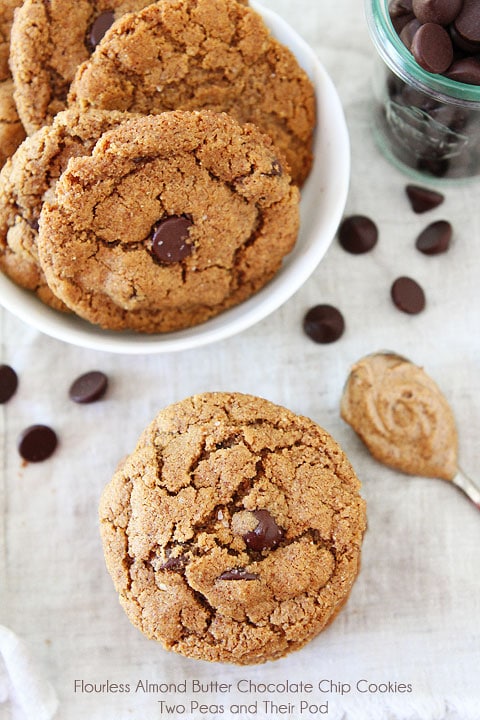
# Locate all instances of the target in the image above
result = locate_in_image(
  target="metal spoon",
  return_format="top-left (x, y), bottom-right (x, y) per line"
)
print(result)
top-left (341, 351), bottom-right (480, 511)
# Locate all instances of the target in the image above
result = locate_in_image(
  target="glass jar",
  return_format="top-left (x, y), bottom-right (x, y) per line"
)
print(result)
top-left (365, 0), bottom-right (480, 181)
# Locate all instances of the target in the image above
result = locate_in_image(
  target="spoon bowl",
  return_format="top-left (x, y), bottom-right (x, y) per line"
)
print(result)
top-left (341, 351), bottom-right (480, 511)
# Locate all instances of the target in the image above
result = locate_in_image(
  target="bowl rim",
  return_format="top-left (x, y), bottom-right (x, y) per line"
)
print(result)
top-left (0, 2), bottom-right (350, 355)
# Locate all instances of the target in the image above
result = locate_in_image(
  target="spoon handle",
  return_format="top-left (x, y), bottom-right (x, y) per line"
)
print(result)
top-left (452, 468), bottom-right (480, 511)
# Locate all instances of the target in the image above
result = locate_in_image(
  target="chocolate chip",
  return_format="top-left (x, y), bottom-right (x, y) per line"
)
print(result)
top-left (303, 304), bottom-right (345, 344)
top-left (69, 370), bottom-right (108, 403)
top-left (454, 0), bottom-right (480, 44)
top-left (400, 18), bottom-right (422, 48)
top-left (338, 215), bottom-right (379, 254)
top-left (243, 510), bottom-right (284, 551)
top-left (151, 215), bottom-right (193, 264)
top-left (405, 184), bottom-right (445, 213)
top-left (446, 57), bottom-right (480, 85)
top-left (18, 425), bottom-right (58, 462)
top-left (0, 364), bottom-right (18, 403)
top-left (412, 0), bottom-right (463, 26)
top-left (88, 10), bottom-right (115, 50)
top-left (270, 159), bottom-right (283, 176)
top-left (391, 276), bottom-right (426, 313)
top-left (218, 568), bottom-right (259, 581)
top-left (160, 555), bottom-right (187, 572)
top-left (411, 23), bottom-right (454, 74)
top-left (415, 219), bottom-right (452, 254)
top-left (389, 0), bottom-right (415, 32)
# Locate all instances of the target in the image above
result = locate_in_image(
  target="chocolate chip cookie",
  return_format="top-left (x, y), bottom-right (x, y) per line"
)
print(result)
top-left (99, 392), bottom-right (366, 664)
top-left (0, 1), bottom-right (25, 167)
top-left (37, 110), bottom-right (300, 332)
top-left (69, 0), bottom-right (315, 186)
top-left (0, 106), bottom-right (137, 309)
top-left (9, 0), bottom-right (155, 134)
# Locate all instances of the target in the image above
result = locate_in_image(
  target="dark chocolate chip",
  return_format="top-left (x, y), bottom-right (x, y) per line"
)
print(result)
top-left (415, 219), bottom-right (452, 253)
top-left (218, 568), bottom-right (259, 581)
top-left (0, 364), bottom-right (18, 403)
top-left (270, 159), bottom-right (283, 176)
top-left (412, 0), bottom-right (463, 26)
top-left (405, 184), bottom-right (445, 212)
top-left (338, 215), bottom-right (379, 254)
top-left (151, 215), bottom-right (193, 264)
top-left (417, 156), bottom-right (450, 177)
top-left (400, 17), bottom-right (422, 49)
top-left (69, 371), bottom-right (108, 403)
top-left (445, 57), bottom-right (480, 85)
top-left (243, 510), bottom-right (284, 552)
top-left (448, 24), bottom-right (480, 54)
top-left (160, 555), bottom-right (187, 572)
top-left (18, 425), bottom-right (58, 462)
top-left (454, 0), bottom-right (480, 44)
top-left (303, 304), bottom-right (345, 344)
top-left (88, 10), bottom-right (115, 50)
top-left (411, 23), bottom-right (454, 74)
top-left (391, 276), bottom-right (426, 313)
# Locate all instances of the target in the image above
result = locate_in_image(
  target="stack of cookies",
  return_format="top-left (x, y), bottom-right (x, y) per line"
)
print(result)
top-left (0, 0), bottom-right (316, 332)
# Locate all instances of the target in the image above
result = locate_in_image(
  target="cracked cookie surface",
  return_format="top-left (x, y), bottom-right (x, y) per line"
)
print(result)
top-left (9, 0), bottom-right (156, 134)
top-left (37, 110), bottom-right (300, 332)
top-left (0, 1), bottom-right (25, 167)
top-left (0, 106), bottom-right (137, 310)
top-left (69, 0), bottom-right (315, 186)
top-left (99, 392), bottom-right (367, 664)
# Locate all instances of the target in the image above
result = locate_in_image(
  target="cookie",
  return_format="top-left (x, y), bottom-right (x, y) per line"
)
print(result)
top-left (37, 110), bottom-right (300, 332)
top-left (0, 1), bottom-right (26, 167)
top-left (99, 392), bottom-right (366, 664)
top-left (9, 0), bottom-right (156, 135)
top-left (0, 106), bottom-right (138, 309)
top-left (68, 0), bottom-right (315, 186)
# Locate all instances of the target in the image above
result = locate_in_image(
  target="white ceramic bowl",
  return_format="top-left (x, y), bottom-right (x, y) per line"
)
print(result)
top-left (0, 3), bottom-right (350, 354)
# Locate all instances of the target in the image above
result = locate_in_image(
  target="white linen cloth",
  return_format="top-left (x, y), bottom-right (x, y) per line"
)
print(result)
top-left (1, 1), bottom-right (479, 719)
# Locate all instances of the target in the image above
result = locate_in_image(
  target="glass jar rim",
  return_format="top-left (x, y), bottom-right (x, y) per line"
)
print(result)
top-left (366, 0), bottom-right (480, 106)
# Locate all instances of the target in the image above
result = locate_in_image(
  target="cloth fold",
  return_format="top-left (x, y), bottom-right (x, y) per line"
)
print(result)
top-left (0, 626), bottom-right (58, 720)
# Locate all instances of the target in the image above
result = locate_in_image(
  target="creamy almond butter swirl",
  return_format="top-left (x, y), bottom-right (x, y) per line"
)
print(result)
top-left (341, 352), bottom-right (458, 481)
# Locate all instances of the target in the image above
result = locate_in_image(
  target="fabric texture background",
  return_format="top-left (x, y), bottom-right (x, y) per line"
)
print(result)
top-left (1, 1), bottom-right (479, 718)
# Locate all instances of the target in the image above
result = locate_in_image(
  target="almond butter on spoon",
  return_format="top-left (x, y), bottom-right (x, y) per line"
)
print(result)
top-left (341, 352), bottom-right (480, 510)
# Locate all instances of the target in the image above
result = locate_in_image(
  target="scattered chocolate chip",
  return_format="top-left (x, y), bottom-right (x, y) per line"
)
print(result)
top-left (0, 365), bottom-right (18, 403)
top-left (303, 304), bottom-right (345, 344)
top-left (338, 215), bottom-right (378, 254)
top-left (18, 425), bottom-right (58, 462)
top-left (405, 184), bottom-right (445, 213)
top-left (411, 22), bottom-right (454, 74)
top-left (243, 510), bottom-right (284, 551)
top-left (88, 10), bottom-right (115, 50)
top-left (391, 276), bottom-right (426, 314)
top-left (69, 371), bottom-right (108, 403)
top-left (218, 568), bottom-right (259, 581)
top-left (151, 215), bottom-right (193, 264)
top-left (412, 0), bottom-right (463, 26)
top-left (415, 219), bottom-right (452, 254)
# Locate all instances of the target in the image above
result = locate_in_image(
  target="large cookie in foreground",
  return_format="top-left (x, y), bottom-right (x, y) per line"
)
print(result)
top-left (99, 392), bottom-right (367, 664)
top-left (9, 0), bottom-right (156, 135)
top-left (38, 110), bottom-right (300, 333)
top-left (68, 0), bottom-right (316, 186)
top-left (0, 107), bottom-right (138, 310)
